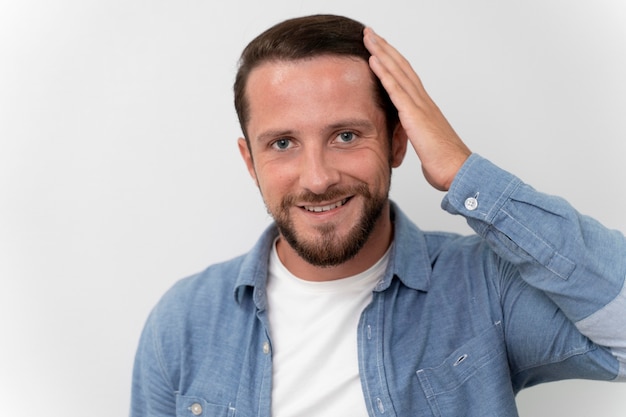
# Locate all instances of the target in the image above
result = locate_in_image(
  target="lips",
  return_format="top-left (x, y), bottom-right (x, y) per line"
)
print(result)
top-left (302, 197), bottom-right (349, 213)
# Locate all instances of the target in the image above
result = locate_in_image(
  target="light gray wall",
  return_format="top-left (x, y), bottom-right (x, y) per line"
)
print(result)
top-left (1, 1), bottom-right (624, 416)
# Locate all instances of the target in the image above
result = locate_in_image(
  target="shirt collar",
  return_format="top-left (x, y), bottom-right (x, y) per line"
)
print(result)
top-left (234, 201), bottom-right (433, 306)
top-left (376, 201), bottom-right (432, 292)
top-left (233, 223), bottom-right (277, 308)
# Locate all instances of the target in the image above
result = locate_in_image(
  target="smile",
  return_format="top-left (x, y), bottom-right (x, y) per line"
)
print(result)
top-left (302, 198), bottom-right (350, 213)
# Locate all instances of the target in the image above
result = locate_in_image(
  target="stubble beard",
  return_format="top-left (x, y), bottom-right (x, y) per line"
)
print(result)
top-left (270, 183), bottom-right (388, 268)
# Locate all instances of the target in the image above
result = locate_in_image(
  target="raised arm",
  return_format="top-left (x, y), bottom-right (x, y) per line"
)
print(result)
top-left (364, 26), bottom-right (626, 381)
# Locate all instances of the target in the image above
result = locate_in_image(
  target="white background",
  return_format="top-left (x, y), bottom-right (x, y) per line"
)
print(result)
top-left (1, 0), bottom-right (625, 416)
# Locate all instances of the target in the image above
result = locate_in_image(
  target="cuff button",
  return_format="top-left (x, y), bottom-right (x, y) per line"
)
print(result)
top-left (464, 196), bottom-right (479, 211)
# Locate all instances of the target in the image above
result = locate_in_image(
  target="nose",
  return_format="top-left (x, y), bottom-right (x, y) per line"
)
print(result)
top-left (298, 144), bottom-right (340, 195)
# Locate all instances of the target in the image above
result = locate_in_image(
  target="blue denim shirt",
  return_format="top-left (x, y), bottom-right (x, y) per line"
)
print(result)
top-left (131, 155), bottom-right (626, 417)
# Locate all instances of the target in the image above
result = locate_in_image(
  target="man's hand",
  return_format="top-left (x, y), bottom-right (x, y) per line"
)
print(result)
top-left (363, 27), bottom-right (471, 191)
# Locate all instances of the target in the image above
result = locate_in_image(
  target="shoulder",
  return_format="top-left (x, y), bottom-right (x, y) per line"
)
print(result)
top-left (422, 230), bottom-right (517, 292)
top-left (147, 224), bottom-right (278, 331)
top-left (141, 254), bottom-right (254, 369)
top-left (155, 254), bottom-right (248, 321)
top-left (134, 253), bottom-right (259, 395)
top-left (422, 230), bottom-right (487, 261)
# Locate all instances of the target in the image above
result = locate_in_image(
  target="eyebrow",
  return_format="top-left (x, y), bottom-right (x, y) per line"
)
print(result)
top-left (254, 118), bottom-right (377, 143)
top-left (256, 129), bottom-right (296, 144)
top-left (327, 118), bottom-right (376, 131)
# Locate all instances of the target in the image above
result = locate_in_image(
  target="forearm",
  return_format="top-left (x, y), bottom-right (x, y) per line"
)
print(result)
top-left (442, 154), bottom-right (626, 378)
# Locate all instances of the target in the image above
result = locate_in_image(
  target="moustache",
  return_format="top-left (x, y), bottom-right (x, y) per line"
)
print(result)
top-left (281, 184), bottom-right (371, 208)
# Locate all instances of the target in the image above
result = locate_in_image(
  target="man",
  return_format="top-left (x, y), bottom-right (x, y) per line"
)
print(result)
top-left (131, 14), bottom-right (625, 417)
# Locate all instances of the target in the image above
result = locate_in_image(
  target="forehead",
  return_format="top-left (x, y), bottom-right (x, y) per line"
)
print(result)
top-left (245, 56), bottom-right (381, 133)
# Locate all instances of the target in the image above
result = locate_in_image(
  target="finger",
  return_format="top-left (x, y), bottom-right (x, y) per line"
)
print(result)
top-left (364, 28), bottom-right (420, 87)
top-left (363, 28), bottom-right (428, 105)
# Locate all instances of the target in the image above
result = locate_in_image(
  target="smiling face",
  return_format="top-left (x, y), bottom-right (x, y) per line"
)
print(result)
top-left (238, 55), bottom-right (407, 280)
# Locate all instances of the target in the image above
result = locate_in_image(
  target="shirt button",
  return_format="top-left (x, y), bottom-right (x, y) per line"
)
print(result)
top-left (464, 196), bottom-right (479, 211)
top-left (190, 403), bottom-right (203, 416)
top-left (263, 341), bottom-right (270, 354)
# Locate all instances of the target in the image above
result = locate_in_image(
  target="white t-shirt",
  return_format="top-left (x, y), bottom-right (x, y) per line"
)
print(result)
top-left (266, 240), bottom-right (390, 416)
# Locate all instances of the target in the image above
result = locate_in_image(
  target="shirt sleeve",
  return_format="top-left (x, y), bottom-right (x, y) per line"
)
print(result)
top-left (130, 308), bottom-right (178, 417)
top-left (441, 153), bottom-right (626, 380)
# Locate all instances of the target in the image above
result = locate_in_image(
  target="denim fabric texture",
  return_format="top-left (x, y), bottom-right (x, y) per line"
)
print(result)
top-left (131, 154), bottom-right (625, 417)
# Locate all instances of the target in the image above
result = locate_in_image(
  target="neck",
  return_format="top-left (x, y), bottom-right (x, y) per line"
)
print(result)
top-left (275, 204), bottom-right (393, 281)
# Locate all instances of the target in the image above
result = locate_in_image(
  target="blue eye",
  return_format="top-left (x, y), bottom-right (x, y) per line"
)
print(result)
top-left (337, 132), bottom-right (355, 143)
top-left (272, 138), bottom-right (292, 150)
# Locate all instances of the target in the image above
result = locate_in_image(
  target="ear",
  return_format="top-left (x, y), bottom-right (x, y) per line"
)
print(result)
top-left (390, 123), bottom-right (409, 168)
top-left (238, 137), bottom-right (258, 185)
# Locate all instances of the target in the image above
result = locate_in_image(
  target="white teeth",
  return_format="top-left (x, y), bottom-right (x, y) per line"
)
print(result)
top-left (304, 198), bottom-right (348, 213)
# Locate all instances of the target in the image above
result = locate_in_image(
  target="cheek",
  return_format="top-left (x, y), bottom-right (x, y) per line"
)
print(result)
top-left (343, 151), bottom-right (391, 183)
top-left (255, 166), bottom-right (294, 202)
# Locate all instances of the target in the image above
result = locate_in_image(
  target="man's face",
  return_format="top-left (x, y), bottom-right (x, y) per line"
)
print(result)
top-left (239, 56), bottom-right (406, 268)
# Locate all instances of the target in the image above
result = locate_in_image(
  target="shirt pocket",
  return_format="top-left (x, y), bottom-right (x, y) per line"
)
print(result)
top-left (415, 322), bottom-right (517, 417)
top-left (176, 394), bottom-right (236, 417)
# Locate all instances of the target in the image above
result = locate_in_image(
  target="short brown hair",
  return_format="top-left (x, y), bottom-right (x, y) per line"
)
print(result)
top-left (234, 14), bottom-right (399, 142)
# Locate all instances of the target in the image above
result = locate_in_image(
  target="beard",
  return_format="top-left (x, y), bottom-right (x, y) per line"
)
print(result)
top-left (268, 183), bottom-right (388, 267)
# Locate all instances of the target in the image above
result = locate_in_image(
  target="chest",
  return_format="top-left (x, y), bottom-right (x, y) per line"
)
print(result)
top-left (176, 280), bottom-right (517, 417)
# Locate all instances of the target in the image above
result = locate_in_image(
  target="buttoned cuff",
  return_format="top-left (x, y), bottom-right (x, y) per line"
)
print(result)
top-left (441, 153), bottom-right (522, 236)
